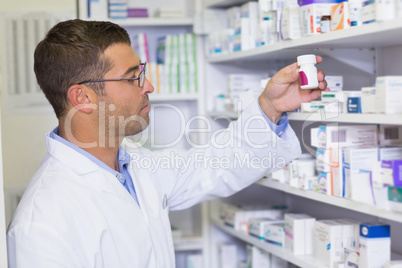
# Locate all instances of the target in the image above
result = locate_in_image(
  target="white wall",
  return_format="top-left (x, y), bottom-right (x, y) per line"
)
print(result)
top-left (0, 0), bottom-right (75, 12)
top-left (0, 0), bottom-right (76, 224)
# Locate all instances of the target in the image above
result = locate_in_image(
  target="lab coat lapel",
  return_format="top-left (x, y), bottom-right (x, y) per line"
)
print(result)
top-left (46, 134), bottom-right (136, 204)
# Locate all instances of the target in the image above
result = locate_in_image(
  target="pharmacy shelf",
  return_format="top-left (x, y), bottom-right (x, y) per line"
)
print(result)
top-left (204, 0), bottom-right (252, 8)
top-left (110, 17), bottom-right (194, 27)
top-left (257, 178), bottom-right (402, 223)
top-left (207, 111), bottom-right (240, 120)
top-left (288, 112), bottom-right (402, 125)
top-left (206, 110), bottom-right (402, 125)
top-left (150, 93), bottom-right (199, 102)
top-left (211, 217), bottom-right (324, 268)
top-left (208, 18), bottom-right (402, 63)
top-left (174, 236), bottom-right (204, 252)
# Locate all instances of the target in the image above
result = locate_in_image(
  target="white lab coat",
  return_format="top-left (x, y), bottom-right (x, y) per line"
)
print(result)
top-left (7, 101), bottom-right (301, 268)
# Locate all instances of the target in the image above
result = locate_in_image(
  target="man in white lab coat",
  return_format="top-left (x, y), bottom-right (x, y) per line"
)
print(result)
top-left (6, 20), bottom-right (327, 267)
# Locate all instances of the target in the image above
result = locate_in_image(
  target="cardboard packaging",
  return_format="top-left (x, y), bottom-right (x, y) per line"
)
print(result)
top-left (314, 220), bottom-right (343, 267)
top-left (318, 172), bottom-right (332, 195)
top-left (264, 222), bottom-right (286, 247)
top-left (343, 147), bottom-right (379, 204)
top-left (359, 223), bottom-right (391, 268)
top-left (361, 87), bottom-right (376, 113)
top-left (331, 2), bottom-right (350, 31)
top-left (284, 214), bottom-right (315, 255)
top-left (249, 218), bottom-right (284, 240)
top-left (299, 0), bottom-right (340, 35)
top-left (280, 5), bottom-right (302, 40)
top-left (317, 125), bottom-right (378, 149)
top-left (362, 0), bottom-right (396, 23)
top-left (375, 76), bottom-right (402, 114)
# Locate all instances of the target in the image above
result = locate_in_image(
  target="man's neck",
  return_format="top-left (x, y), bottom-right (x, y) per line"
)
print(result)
top-left (58, 123), bottom-right (122, 172)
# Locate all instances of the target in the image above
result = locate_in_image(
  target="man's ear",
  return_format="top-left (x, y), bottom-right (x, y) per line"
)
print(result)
top-left (67, 85), bottom-right (96, 113)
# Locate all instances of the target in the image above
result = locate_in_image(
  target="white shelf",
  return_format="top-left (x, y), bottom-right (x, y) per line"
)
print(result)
top-left (206, 110), bottom-right (402, 125)
top-left (110, 17), bottom-right (194, 27)
top-left (208, 18), bottom-right (402, 63)
top-left (207, 111), bottom-right (240, 119)
top-left (174, 236), bottom-right (204, 252)
top-left (204, 0), bottom-right (251, 8)
top-left (211, 217), bottom-right (324, 268)
top-left (150, 93), bottom-right (199, 102)
top-left (257, 178), bottom-right (402, 223)
top-left (288, 112), bottom-right (402, 125)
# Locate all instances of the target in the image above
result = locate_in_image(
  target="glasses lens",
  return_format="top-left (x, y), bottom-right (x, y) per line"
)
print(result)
top-left (139, 71), bottom-right (145, 87)
top-left (139, 63), bottom-right (146, 87)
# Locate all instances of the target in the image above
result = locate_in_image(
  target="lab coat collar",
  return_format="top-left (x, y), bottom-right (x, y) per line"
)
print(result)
top-left (44, 131), bottom-right (139, 204)
top-left (45, 130), bottom-right (102, 175)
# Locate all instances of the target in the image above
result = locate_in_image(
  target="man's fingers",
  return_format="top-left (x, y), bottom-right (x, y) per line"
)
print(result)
top-left (319, 81), bottom-right (327, 90)
top-left (316, 55), bottom-right (323, 64)
top-left (310, 89), bottom-right (322, 100)
top-left (317, 69), bottom-right (325, 81)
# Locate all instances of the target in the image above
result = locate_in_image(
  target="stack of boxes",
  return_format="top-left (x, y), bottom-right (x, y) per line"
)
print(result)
top-left (298, 0), bottom-right (343, 36)
top-left (269, 121), bottom-right (402, 213)
top-left (155, 34), bottom-right (197, 95)
top-left (233, 2), bottom-right (259, 51)
top-left (218, 201), bottom-right (392, 267)
top-left (108, 0), bottom-right (128, 19)
top-left (284, 214), bottom-right (315, 255)
top-left (222, 203), bottom-right (283, 232)
top-left (208, 0), bottom-right (402, 56)
top-left (300, 75), bottom-right (402, 116)
top-left (313, 221), bottom-right (390, 267)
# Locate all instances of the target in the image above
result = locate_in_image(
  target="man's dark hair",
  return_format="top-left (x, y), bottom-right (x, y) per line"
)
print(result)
top-left (34, 19), bottom-right (131, 118)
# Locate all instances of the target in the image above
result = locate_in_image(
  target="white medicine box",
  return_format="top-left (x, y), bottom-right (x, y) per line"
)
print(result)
top-left (314, 220), bottom-right (343, 267)
top-left (375, 76), bottom-right (402, 114)
top-left (361, 87), bottom-right (376, 114)
top-left (317, 125), bottom-right (378, 149)
top-left (264, 222), bottom-right (285, 247)
top-left (359, 223), bottom-right (391, 268)
top-left (248, 218), bottom-right (284, 240)
top-left (342, 147), bottom-right (379, 204)
top-left (316, 148), bottom-right (331, 173)
top-left (224, 206), bottom-right (283, 231)
top-left (284, 214), bottom-right (315, 255)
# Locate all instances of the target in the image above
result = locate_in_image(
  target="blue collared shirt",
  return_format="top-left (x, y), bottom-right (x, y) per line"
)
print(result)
top-left (50, 127), bottom-right (139, 205)
top-left (257, 103), bottom-right (289, 137)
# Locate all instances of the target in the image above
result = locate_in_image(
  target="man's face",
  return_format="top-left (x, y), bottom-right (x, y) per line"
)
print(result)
top-left (100, 43), bottom-right (154, 138)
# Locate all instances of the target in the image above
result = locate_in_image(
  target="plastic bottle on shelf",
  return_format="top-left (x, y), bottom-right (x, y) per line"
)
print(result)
top-left (320, 15), bottom-right (331, 33)
top-left (297, 54), bottom-right (319, 90)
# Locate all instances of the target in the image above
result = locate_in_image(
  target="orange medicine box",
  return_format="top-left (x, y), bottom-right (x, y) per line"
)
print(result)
top-left (331, 2), bottom-right (350, 31)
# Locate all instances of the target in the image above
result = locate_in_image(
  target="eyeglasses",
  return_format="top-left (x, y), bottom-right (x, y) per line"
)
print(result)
top-left (77, 62), bottom-right (146, 88)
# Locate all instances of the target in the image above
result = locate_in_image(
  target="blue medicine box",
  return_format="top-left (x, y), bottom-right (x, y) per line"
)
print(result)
top-left (360, 223), bottom-right (390, 238)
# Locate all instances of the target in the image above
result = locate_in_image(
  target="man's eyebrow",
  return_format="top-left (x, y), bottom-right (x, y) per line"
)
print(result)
top-left (121, 64), bottom-right (140, 78)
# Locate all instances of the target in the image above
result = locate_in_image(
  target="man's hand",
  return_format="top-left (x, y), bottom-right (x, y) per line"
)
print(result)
top-left (259, 55), bottom-right (328, 124)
